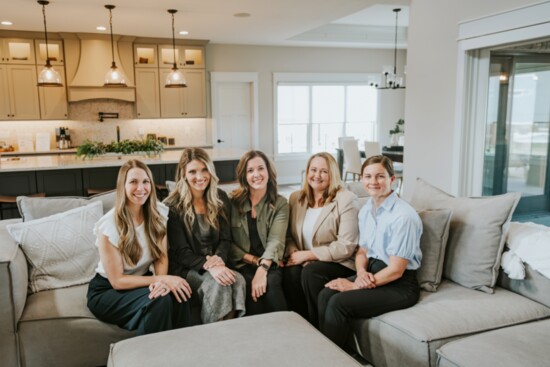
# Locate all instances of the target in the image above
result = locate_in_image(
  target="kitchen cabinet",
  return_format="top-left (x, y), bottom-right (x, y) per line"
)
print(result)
top-left (38, 70), bottom-right (68, 120)
top-left (134, 44), bottom-right (158, 68)
top-left (158, 45), bottom-right (204, 69)
top-left (0, 64), bottom-right (41, 120)
top-left (1, 39), bottom-right (35, 65)
top-left (159, 69), bottom-right (205, 118)
top-left (34, 39), bottom-right (64, 66)
top-left (36, 169), bottom-right (83, 197)
top-left (135, 68), bottom-right (161, 118)
top-left (0, 171), bottom-right (37, 219)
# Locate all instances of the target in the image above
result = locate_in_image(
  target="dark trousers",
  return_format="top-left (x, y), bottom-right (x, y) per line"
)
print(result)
top-left (301, 261), bottom-right (356, 327)
top-left (87, 274), bottom-right (192, 336)
top-left (318, 259), bottom-right (420, 347)
top-left (282, 265), bottom-right (309, 319)
top-left (239, 265), bottom-right (287, 316)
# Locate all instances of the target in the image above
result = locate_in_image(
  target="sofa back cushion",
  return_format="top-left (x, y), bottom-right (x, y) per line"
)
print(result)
top-left (410, 178), bottom-right (520, 293)
top-left (6, 201), bottom-right (102, 293)
top-left (417, 209), bottom-right (452, 292)
top-left (17, 190), bottom-right (116, 221)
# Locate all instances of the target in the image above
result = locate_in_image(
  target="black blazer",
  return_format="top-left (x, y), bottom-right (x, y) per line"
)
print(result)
top-left (167, 188), bottom-right (231, 277)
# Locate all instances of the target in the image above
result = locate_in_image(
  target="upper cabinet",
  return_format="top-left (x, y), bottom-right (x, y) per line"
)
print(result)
top-left (158, 45), bottom-right (204, 69)
top-left (1, 39), bottom-right (35, 64)
top-left (34, 39), bottom-right (64, 66)
top-left (134, 43), bottom-right (206, 119)
top-left (0, 64), bottom-right (41, 120)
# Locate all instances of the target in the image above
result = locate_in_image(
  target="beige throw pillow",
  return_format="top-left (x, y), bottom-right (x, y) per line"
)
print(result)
top-left (417, 209), bottom-right (453, 292)
top-left (17, 190), bottom-right (116, 221)
top-left (7, 201), bottom-right (103, 293)
top-left (410, 178), bottom-right (520, 293)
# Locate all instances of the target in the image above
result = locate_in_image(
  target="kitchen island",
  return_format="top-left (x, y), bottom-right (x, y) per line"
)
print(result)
top-left (0, 148), bottom-right (246, 218)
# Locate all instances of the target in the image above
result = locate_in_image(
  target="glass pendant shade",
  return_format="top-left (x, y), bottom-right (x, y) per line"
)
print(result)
top-left (164, 9), bottom-right (186, 88)
top-left (37, 0), bottom-right (62, 87)
top-left (165, 67), bottom-right (186, 88)
top-left (104, 61), bottom-right (127, 87)
top-left (104, 5), bottom-right (127, 87)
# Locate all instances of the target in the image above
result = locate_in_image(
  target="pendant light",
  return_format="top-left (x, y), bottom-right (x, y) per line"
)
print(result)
top-left (165, 9), bottom-right (187, 88)
top-left (103, 5), bottom-right (127, 87)
top-left (372, 8), bottom-right (405, 90)
top-left (37, 0), bottom-right (63, 87)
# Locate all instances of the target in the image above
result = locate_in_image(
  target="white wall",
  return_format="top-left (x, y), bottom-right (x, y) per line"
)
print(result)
top-left (404, 0), bottom-right (542, 198)
top-left (206, 44), bottom-right (406, 183)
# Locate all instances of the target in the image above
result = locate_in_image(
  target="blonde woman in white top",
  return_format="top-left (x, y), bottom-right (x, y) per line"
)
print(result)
top-left (87, 159), bottom-right (192, 335)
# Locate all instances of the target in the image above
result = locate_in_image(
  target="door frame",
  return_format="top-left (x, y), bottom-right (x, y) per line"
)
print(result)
top-left (210, 72), bottom-right (259, 149)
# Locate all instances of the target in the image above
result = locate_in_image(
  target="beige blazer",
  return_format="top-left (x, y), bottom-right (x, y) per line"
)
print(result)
top-left (286, 189), bottom-right (359, 270)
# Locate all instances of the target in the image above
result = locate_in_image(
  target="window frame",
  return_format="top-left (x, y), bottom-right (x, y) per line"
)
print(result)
top-left (273, 73), bottom-right (379, 160)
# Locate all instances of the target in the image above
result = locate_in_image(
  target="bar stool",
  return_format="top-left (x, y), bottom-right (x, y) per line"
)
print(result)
top-left (86, 188), bottom-right (112, 197)
top-left (0, 193), bottom-right (46, 220)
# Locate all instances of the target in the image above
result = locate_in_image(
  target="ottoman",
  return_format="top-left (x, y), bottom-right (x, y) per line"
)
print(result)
top-left (108, 311), bottom-right (362, 367)
top-left (437, 319), bottom-right (550, 367)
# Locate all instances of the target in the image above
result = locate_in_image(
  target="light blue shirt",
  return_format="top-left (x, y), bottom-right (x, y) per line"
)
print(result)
top-left (358, 191), bottom-right (422, 270)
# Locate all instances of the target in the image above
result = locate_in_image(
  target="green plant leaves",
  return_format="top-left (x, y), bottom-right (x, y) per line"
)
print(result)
top-left (76, 138), bottom-right (164, 159)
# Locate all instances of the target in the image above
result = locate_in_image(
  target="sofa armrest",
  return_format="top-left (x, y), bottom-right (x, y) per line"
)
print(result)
top-left (0, 219), bottom-right (28, 330)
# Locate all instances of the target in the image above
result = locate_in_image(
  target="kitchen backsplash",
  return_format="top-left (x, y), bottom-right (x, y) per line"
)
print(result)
top-left (0, 100), bottom-right (209, 151)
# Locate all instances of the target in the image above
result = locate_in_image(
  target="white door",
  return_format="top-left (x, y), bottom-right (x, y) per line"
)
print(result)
top-left (211, 72), bottom-right (259, 150)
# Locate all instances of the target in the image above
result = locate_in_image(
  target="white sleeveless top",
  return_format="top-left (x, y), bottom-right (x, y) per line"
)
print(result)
top-left (94, 202), bottom-right (169, 277)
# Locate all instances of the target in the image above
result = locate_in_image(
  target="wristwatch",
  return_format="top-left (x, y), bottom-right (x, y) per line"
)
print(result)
top-left (258, 262), bottom-right (270, 271)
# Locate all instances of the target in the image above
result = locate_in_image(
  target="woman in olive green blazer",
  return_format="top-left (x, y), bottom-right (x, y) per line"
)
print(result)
top-left (283, 152), bottom-right (359, 325)
top-left (230, 150), bottom-right (289, 315)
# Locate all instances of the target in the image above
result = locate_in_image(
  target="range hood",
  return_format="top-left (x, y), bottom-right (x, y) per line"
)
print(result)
top-left (61, 33), bottom-right (136, 102)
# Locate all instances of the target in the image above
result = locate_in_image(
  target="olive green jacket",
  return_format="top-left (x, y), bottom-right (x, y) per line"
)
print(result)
top-left (230, 194), bottom-right (289, 268)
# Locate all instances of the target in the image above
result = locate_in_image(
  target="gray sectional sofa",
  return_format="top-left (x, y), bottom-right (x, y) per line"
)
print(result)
top-left (2, 180), bottom-right (550, 367)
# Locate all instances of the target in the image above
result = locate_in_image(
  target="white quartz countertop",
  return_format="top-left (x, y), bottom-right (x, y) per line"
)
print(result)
top-left (0, 148), bottom-right (247, 173)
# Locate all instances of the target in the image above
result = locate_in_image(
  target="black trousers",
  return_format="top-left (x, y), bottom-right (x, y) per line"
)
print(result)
top-left (282, 265), bottom-right (309, 320)
top-left (238, 264), bottom-right (287, 316)
top-left (318, 258), bottom-right (420, 347)
top-left (301, 261), bottom-right (356, 327)
top-left (87, 274), bottom-right (192, 336)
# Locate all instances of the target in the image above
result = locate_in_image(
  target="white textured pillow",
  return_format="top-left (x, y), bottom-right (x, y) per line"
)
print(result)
top-left (7, 201), bottom-right (103, 293)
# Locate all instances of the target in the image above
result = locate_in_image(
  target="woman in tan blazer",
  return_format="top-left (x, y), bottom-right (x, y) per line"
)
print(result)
top-left (283, 152), bottom-right (359, 326)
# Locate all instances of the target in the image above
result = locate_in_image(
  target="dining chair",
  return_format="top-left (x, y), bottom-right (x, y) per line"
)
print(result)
top-left (342, 139), bottom-right (362, 182)
top-left (364, 141), bottom-right (381, 159)
top-left (338, 136), bottom-right (355, 149)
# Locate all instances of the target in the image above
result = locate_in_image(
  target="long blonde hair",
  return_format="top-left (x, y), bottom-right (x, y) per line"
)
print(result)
top-left (114, 159), bottom-right (166, 266)
top-left (299, 152), bottom-right (343, 207)
top-left (164, 148), bottom-right (224, 229)
top-left (232, 150), bottom-right (279, 214)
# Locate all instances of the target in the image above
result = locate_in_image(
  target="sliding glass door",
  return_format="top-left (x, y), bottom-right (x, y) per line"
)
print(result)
top-left (483, 52), bottom-right (550, 216)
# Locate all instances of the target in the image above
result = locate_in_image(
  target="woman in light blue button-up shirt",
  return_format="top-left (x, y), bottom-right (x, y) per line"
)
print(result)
top-left (317, 155), bottom-right (422, 348)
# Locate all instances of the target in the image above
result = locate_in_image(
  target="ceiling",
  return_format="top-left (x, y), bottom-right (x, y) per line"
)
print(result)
top-left (0, 0), bottom-right (409, 49)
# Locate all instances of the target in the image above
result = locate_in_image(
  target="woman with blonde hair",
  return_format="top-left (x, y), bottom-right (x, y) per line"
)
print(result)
top-left (283, 152), bottom-right (358, 325)
top-left (165, 148), bottom-right (245, 323)
top-left (230, 150), bottom-right (289, 315)
top-left (87, 159), bottom-right (192, 335)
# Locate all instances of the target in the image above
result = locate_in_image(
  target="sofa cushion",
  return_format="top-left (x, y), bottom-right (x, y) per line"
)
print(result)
top-left (437, 319), bottom-right (550, 367)
top-left (7, 202), bottom-right (102, 293)
top-left (417, 209), bottom-right (452, 292)
top-left (351, 280), bottom-right (550, 367)
top-left (17, 190), bottom-right (116, 222)
top-left (410, 178), bottom-right (520, 293)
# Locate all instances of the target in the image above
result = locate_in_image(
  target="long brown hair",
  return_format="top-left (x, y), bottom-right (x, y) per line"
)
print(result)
top-left (299, 152), bottom-right (343, 207)
top-left (232, 150), bottom-right (279, 213)
top-left (114, 159), bottom-right (166, 266)
top-left (164, 148), bottom-right (223, 229)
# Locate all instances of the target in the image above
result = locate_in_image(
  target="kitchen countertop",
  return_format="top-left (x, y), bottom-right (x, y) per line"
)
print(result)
top-left (0, 148), bottom-right (246, 173)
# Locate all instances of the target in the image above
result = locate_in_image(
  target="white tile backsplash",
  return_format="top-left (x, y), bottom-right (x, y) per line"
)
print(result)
top-left (0, 100), bottom-right (210, 151)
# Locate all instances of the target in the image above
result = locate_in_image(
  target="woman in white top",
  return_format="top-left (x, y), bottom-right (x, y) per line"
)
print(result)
top-left (87, 159), bottom-right (192, 335)
top-left (283, 152), bottom-right (359, 325)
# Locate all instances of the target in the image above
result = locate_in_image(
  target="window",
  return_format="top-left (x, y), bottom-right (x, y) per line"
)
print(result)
top-left (275, 76), bottom-right (378, 156)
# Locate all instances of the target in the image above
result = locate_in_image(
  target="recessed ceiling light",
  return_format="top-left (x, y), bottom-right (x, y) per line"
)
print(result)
top-left (1, 21), bottom-right (13, 26)
top-left (233, 12), bottom-right (250, 18)
top-left (96, 26), bottom-right (107, 31)
top-left (179, 30), bottom-right (189, 35)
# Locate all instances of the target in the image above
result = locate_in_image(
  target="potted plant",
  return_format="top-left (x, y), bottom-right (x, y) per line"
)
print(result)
top-left (389, 119), bottom-right (404, 146)
top-left (76, 137), bottom-right (164, 160)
